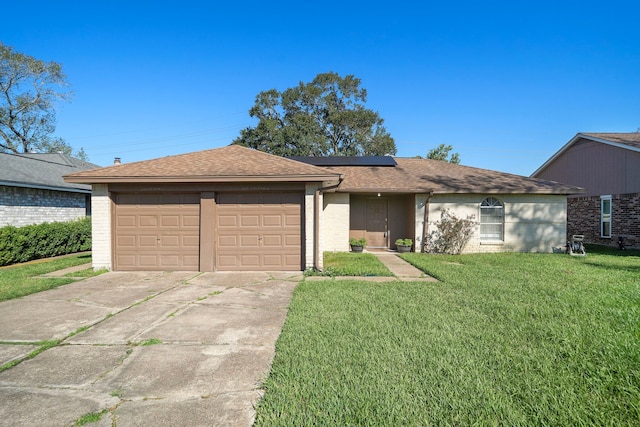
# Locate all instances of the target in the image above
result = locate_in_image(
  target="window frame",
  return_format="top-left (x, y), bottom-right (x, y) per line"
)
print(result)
top-left (600, 195), bottom-right (612, 238)
top-left (479, 196), bottom-right (504, 242)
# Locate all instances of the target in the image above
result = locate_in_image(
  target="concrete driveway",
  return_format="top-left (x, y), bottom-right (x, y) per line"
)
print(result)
top-left (0, 270), bottom-right (301, 427)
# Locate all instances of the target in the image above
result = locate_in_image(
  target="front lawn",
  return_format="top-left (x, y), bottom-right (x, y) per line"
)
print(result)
top-left (255, 249), bottom-right (640, 425)
top-left (307, 252), bottom-right (393, 277)
top-left (0, 254), bottom-right (92, 301)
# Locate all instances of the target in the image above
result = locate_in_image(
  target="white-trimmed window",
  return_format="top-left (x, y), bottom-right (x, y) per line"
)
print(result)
top-left (601, 195), bottom-right (612, 238)
top-left (480, 197), bottom-right (504, 241)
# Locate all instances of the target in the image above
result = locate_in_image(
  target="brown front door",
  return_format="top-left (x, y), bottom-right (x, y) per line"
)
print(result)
top-left (366, 198), bottom-right (388, 248)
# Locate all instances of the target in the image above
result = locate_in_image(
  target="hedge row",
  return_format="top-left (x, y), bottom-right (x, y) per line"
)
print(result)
top-left (0, 217), bottom-right (91, 266)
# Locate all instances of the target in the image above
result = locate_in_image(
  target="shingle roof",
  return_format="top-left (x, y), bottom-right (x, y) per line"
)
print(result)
top-left (64, 144), bottom-right (342, 183)
top-left (0, 153), bottom-right (99, 192)
top-left (327, 158), bottom-right (582, 194)
top-left (64, 144), bottom-right (580, 194)
top-left (581, 132), bottom-right (640, 149)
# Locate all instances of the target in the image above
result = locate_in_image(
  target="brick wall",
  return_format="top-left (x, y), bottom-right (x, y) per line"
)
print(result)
top-left (90, 184), bottom-right (111, 270)
top-left (0, 185), bottom-right (88, 227)
top-left (426, 194), bottom-right (567, 253)
top-left (321, 192), bottom-right (350, 254)
top-left (568, 193), bottom-right (640, 248)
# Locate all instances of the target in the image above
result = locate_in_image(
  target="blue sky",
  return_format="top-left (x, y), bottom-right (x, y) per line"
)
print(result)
top-left (3, 1), bottom-right (639, 175)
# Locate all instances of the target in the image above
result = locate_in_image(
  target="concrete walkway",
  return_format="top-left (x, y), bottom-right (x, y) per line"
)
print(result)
top-left (306, 252), bottom-right (437, 282)
top-left (0, 270), bottom-right (301, 427)
top-left (372, 252), bottom-right (437, 281)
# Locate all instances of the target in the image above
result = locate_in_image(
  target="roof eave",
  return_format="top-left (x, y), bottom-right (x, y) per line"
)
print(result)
top-left (0, 180), bottom-right (91, 193)
top-left (63, 174), bottom-right (341, 184)
top-left (336, 187), bottom-right (585, 195)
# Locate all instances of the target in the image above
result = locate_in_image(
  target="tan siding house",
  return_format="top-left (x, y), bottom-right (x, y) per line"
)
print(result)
top-left (66, 144), bottom-right (581, 272)
top-left (532, 133), bottom-right (640, 248)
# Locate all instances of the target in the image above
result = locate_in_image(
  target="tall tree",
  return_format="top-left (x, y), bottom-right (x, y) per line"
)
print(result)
top-left (234, 72), bottom-right (396, 156)
top-left (426, 144), bottom-right (461, 164)
top-left (0, 43), bottom-right (84, 158)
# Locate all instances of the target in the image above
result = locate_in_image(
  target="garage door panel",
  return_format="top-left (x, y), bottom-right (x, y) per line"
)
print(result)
top-left (239, 255), bottom-right (260, 267)
top-left (215, 192), bottom-right (302, 271)
top-left (117, 215), bottom-right (137, 227)
top-left (262, 235), bottom-right (282, 246)
top-left (218, 255), bottom-right (238, 268)
top-left (139, 255), bottom-right (159, 267)
top-left (117, 235), bottom-right (136, 247)
top-left (285, 214), bottom-right (300, 226)
top-left (218, 215), bottom-right (237, 227)
top-left (139, 215), bottom-right (158, 227)
top-left (161, 235), bottom-right (180, 247)
top-left (183, 235), bottom-right (200, 247)
top-left (114, 193), bottom-right (200, 271)
top-left (262, 215), bottom-right (282, 227)
top-left (240, 235), bottom-right (260, 246)
top-left (183, 215), bottom-right (200, 227)
top-left (139, 235), bottom-right (159, 247)
top-left (161, 216), bottom-right (180, 227)
top-left (240, 215), bottom-right (259, 227)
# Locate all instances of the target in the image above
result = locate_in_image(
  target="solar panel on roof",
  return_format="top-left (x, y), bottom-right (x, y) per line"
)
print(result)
top-left (287, 156), bottom-right (397, 166)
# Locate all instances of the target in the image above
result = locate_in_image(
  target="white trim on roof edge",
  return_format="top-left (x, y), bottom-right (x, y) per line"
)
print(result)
top-left (531, 133), bottom-right (640, 177)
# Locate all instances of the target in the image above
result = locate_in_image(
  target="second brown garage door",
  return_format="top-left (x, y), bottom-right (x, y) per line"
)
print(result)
top-left (215, 192), bottom-right (302, 270)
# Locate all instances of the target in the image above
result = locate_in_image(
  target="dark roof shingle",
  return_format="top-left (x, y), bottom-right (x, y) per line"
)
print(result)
top-left (0, 153), bottom-right (99, 192)
top-left (328, 158), bottom-right (582, 194)
top-left (581, 133), bottom-right (640, 149)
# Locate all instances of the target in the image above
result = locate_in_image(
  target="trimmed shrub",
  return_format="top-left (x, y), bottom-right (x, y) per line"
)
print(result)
top-left (0, 217), bottom-right (91, 266)
top-left (426, 209), bottom-right (476, 254)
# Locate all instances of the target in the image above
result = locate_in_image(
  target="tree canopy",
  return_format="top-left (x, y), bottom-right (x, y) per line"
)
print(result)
top-left (0, 43), bottom-right (85, 158)
top-left (233, 72), bottom-right (396, 156)
top-left (426, 144), bottom-right (461, 164)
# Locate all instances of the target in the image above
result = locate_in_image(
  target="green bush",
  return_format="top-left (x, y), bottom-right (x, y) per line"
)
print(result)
top-left (0, 217), bottom-right (91, 266)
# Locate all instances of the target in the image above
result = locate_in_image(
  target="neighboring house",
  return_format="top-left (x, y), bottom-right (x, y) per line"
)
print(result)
top-left (64, 144), bottom-right (580, 272)
top-left (0, 153), bottom-right (99, 227)
top-left (531, 132), bottom-right (640, 249)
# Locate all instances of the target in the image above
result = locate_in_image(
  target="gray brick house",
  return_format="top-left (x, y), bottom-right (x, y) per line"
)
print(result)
top-left (0, 153), bottom-right (99, 227)
top-left (532, 132), bottom-right (640, 249)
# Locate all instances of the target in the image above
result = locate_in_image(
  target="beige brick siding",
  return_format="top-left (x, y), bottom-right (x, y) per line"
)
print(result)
top-left (568, 193), bottom-right (639, 249)
top-left (305, 184), bottom-right (320, 269)
top-left (91, 184), bottom-right (112, 270)
top-left (321, 192), bottom-right (350, 254)
top-left (424, 194), bottom-right (567, 253)
top-left (414, 194), bottom-right (429, 252)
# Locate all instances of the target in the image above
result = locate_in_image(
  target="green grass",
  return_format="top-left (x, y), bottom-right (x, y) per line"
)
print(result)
top-left (74, 409), bottom-right (109, 425)
top-left (307, 252), bottom-right (393, 277)
top-left (0, 254), bottom-right (92, 301)
top-left (64, 267), bottom-right (108, 278)
top-left (0, 339), bottom-right (61, 373)
top-left (255, 248), bottom-right (640, 425)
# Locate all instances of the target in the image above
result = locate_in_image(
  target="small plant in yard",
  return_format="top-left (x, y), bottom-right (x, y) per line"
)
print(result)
top-left (75, 409), bottom-right (109, 426)
top-left (349, 238), bottom-right (367, 246)
top-left (426, 209), bottom-right (476, 254)
top-left (395, 238), bottom-right (412, 246)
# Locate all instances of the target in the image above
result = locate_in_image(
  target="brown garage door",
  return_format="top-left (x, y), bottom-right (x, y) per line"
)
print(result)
top-left (216, 192), bottom-right (302, 270)
top-left (114, 193), bottom-right (200, 271)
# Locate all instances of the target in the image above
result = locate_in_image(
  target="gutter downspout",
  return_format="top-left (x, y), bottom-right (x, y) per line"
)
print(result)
top-left (421, 191), bottom-right (434, 253)
top-left (314, 180), bottom-right (343, 270)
